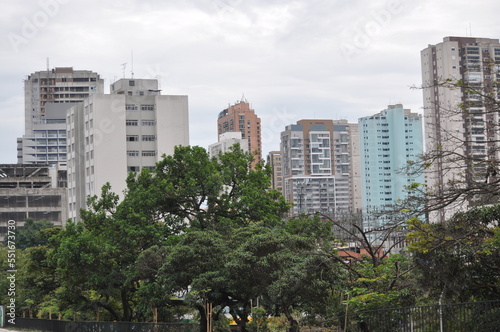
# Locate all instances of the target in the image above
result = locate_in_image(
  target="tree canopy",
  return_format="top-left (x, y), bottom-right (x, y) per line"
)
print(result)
top-left (6, 142), bottom-right (500, 331)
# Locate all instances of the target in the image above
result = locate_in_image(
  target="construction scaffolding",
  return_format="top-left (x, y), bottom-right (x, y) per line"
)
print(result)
top-left (0, 164), bottom-right (67, 241)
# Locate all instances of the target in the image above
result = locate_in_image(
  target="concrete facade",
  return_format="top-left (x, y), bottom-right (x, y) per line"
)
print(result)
top-left (0, 164), bottom-right (67, 241)
top-left (267, 151), bottom-right (283, 193)
top-left (422, 36), bottom-right (500, 221)
top-left (208, 132), bottom-right (248, 158)
top-left (67, 78), bottom-right (189, 220)
top-left (18, 67), bottom-right (104, 165)
top-left (280, 119), bottom-right (359, 216)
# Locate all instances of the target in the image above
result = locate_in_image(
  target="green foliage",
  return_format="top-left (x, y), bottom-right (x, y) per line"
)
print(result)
top-left (158, 214), bottom-right (340, 331)
top-left (247, 307), bottom-right (269, 332)
top-left (49, 180), bottom-right (173, 321)
top-left (15, 218), bottom-right (55, 249)
top-left (345, 253), bottom-right (418, 313)
top-left (407, 205), bottom-right (500, 302)
top-left (13, 146), bottom-right (295, 327)
top-left (13, 145), bottom-right (451, 330)
top-left (125, 145), bottom-right (289, 232)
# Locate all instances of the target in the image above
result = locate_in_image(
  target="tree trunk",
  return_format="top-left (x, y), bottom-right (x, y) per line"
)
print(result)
top-left (195, 303), bottom-right (208, 332)
top-left (284, 309), bottom-right (299, 332)
top-left (152, 306), bottom-right (158, 323)
top-left (121, 289), bottom-right (132, 321)
top-left (80, 295), bottom-right (121, 321)
top-left (229, 307), bottom-right (249, 332)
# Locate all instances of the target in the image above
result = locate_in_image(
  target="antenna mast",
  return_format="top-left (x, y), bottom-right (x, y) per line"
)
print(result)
top-left (131, 50), bottom-right (134, 78)
top-left (156, 75), bottom-right (161, 91)
top-left (121, 63), bottom-right (127, 78)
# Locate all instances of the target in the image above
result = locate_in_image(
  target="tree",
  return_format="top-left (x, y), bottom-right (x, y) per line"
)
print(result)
top-left (16, 218), bottom-right (54, 249)
top-left (50, 182), bottom-right (171, 321)
top-left (45, 145), bottom-right (289, 326)
top-left (159, 220), bottom-right (341, 332)
top-left (124, 145), bottom-right (289, 232)
top-left (407, 204), bottom-right (500, 302)
top-left (407, 76), bottom-right (500, 220)
top-left (307, 212), bottom-right (422, 331)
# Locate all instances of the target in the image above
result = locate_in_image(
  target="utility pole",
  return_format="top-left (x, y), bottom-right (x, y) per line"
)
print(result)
top-left (205, 300), bottom-right (213, 332)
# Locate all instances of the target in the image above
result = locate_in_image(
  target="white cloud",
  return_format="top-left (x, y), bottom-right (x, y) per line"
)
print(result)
top-left (1, 0), bottom-right (500, 163)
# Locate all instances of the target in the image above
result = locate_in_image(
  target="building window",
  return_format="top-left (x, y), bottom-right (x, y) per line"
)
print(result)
top-left (142, 135), bottom-right (156, 141)
top-left (141, 104), bottom-right (155, 111)
top-left (142, 151), bottom-right (156, 157)
top-left (126, 135), bottom-right (139, 142)
top-left (129, 80), bottom-right (135, 86)
top-left (128, 166), bottom-right (140, 172)
top-left (126, 120), bottom-right (138, 126)
top-left (128, 150), bottom-right (139, 157)
top-left (141, 120), bottom-right (156, 126)
top-left (126, 104), bottom-right (138, 111)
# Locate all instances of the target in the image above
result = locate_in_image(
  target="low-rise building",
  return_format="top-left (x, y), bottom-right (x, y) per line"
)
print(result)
top-left (0, 163), bottom-right (67, 241)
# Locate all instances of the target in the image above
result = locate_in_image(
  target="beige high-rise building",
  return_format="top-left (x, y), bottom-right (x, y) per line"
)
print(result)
top-left (280, 119), bottom-right (360, 216)
top-left (267, 151), bottom-right (283, 193)
top-left (421, 36), bottom-right (500, 222)
top-left (217, 100), bottom-right (261, 164)
top-left (18, 67), bottom-right (104, 165)
top-left (67, 78), bottom-right (189, 220)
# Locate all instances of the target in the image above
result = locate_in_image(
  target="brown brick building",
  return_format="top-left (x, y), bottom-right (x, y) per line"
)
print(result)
top-left (217, 100), bottom-right (262, 164)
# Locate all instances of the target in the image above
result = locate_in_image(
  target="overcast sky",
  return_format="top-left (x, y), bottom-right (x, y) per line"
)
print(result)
top-left (1, 0), bottom-right (500, 164)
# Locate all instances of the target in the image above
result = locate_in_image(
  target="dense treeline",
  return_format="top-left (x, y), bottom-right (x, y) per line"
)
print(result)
top-left (1, 145), bottom-right (499, 332)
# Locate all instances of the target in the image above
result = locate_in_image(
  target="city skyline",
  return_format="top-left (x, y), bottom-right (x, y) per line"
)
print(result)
top-left (1, 1), bottom-right (500, 164)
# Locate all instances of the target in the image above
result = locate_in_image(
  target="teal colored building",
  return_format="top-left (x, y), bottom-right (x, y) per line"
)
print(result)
top-left (359, 104), bottom-right (424, 228)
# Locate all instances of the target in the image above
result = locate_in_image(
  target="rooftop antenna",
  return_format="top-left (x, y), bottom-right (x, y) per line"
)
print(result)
top-left (130, 50), bottom-right (134, 78)
top-left (121, 63), bottom-right (127, 78)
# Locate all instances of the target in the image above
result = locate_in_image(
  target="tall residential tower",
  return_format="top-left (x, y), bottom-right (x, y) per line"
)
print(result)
top-left (217, 100), bottom-right (262, 164)
top-left (280, 119), bottom-right (360, 216)
top-left (66, 78), bottom-right (189, 220)
top-left (18, 67), bottom-right (104, 165)
top-left (421, 36), bottom-right (500, 221)
top-left (359, 104), bottom-right (424, 228)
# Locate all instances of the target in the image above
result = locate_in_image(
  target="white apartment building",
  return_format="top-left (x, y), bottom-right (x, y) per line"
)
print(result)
top-left (18, 67), bottom-right (104, 165)
top-left (208, 132), bottom-right (248, 158)
top-left (422, 36), bottom-right (500, 222)
top-left (66, 78), bottom-right (189, 220)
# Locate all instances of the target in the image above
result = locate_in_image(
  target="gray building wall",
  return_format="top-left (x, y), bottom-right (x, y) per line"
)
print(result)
top-left (0, 164), bottom-right (67, 241)
top-left (19, 67), bottom-right (104, 165)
